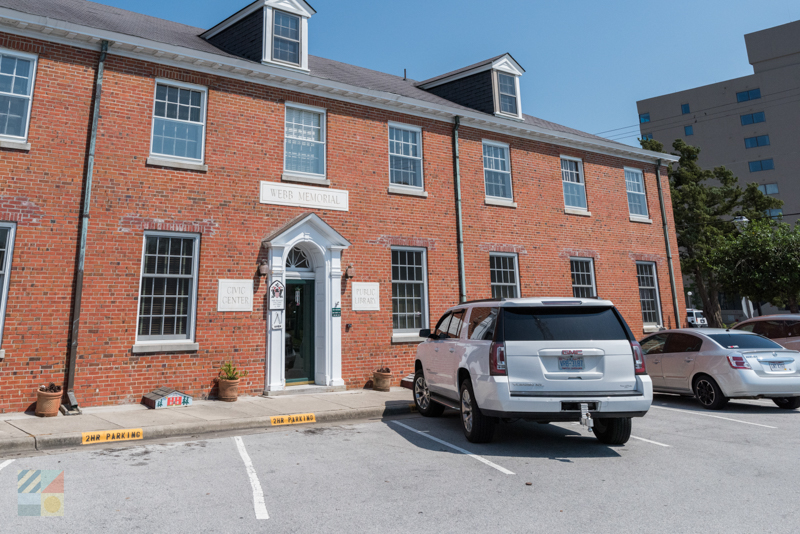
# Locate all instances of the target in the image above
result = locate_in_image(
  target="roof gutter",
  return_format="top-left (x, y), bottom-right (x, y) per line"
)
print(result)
top-left (655, 159), bottom-right (682, 329)
top-left (63, 39), bottom-right (109, 415)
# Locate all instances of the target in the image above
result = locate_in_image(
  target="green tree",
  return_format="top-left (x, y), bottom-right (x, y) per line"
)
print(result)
top-left (640, 138), bottom-right (782, 327)
top-left (712, 219), bottom-right (800, 313)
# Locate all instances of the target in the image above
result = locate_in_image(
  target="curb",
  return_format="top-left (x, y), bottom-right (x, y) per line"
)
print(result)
top-left (3, 403), bottom-right (418, 454)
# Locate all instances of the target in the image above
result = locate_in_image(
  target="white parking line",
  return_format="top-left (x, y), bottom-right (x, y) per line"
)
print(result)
top-left (391, 421), bottom-right (515, 475)
top-left (233, 436), bottom-right (269, 520)
top-left (630, 436), bottom-right (670, 447)
top-left (651, 405), bottom-right (777, 429)
top-left (0, 459), bottom-right (15, 471)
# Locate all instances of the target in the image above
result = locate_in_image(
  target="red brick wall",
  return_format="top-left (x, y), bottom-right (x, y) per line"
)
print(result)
top-left (0, 32), bottom-right (684, 411)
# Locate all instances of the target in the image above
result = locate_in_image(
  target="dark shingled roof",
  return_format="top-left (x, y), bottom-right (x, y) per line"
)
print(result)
top-left (415, 53), bottom-right (508, 87)
top-left (0, 0), bottom-right (619, 144)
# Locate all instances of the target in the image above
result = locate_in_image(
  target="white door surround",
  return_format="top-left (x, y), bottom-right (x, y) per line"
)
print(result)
top-left (261, 213), bottom-right (351, 393)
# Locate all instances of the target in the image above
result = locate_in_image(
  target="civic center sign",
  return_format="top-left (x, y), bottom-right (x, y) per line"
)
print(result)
top-left (217, 280), bottom-right (254, 312)
top-left (260, 182), bottom-right (349, 211)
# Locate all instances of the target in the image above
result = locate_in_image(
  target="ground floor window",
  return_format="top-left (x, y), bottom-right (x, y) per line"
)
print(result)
top-left (137, 232), bottom-right (200, 342)
top-left (570, 258), bottom-right (596, 298)
top-left (391, 247), bottom-right (428, 332)
top-left (490, 253), bottom-right (519, 299)
top-left (636, 261), bottom-right (662, 326)
top-left (0, 222), bottom-right (16, 347)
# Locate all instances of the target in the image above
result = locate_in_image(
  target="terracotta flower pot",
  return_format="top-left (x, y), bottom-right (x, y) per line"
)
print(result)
top-left (35, 389), bottom-right (62, 417)
top-left (372, 371), bottom-right (392, 392)
top-left (218, 378), bottom-right (240, 402)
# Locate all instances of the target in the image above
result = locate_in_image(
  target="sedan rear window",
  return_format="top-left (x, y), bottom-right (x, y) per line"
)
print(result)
top-left (706, 334), bottom-right (783, 350)
top-left (502, 306), bottom-right (628, 341)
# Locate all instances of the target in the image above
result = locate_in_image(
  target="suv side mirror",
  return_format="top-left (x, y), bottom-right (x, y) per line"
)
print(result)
top-left (419, 329), bottom-right (433, 338)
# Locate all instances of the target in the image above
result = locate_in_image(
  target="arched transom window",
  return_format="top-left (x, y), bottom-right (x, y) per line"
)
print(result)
top-left (286, 246), bottom-right (311, 270)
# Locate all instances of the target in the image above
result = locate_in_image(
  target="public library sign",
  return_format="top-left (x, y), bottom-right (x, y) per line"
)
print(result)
top-left (260, 182), bottom-right (349, 212)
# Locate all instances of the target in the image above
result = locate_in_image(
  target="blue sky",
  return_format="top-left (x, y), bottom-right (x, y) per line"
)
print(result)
top-left (96, 0), bottom-right (800, 146)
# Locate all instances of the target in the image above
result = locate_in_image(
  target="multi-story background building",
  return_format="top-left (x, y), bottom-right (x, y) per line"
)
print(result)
top-left (0, 0), bottom-right (682, 413)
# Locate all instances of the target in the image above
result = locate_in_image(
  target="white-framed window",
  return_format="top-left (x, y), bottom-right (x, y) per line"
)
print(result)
top-left (636, 262), bottom-right (662, 326)
top-left (0, 222), bottom-right (16, 348)
top-left (497, 73), bottom-right (518, 115)
top-left (570, 258), bottom-right (596, 298)
top-left (150, 79), bottom-right (207, 163)
top-left (561, 156), bottom-right (587, 210)
top-left (483, 140), bottom-right (513, 199)
top-left (136, 232), bottom-right (200, 342)
top-left (625, 167), bottom-right (649, 218)
top-left (284, 103), bottom-right (326, 179)
top-left (0, 49), bottom-right (37, 142)
top-left (388, 122), bottom-right (424, 189)
top-left (391, 247), bottom-right (428, 332)
top-left (490, 253), bottom-right (520, 299)
top-left (272, 10), bottom-right (301, 66)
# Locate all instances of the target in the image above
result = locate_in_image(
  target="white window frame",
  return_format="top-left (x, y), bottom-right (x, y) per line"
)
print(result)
top-left (482, 139), bottom-right (514, 201)
top-left (0, 222), bottom-right (16, 349)
top-left (0, 48), bottom-right (38, 144)
top-left (492, 70), bottom-right (523, 120)
top-left (387, 122), bottom-right (424, 192)
top-left (624, 167), bottom-right (649, 219)
top-left (149, 78), bottom-right (208, 165)
top-left (570, 257), bottom-right (596, 299)
top-left (391, 247), bottom-right (429, 333)
top-left (561, 155), bottom-right (587, 210)
top-left (270, 9), bottom-right (302, 67)
top-left (636, 261), bottom-right (663, 328)
top-left (135, 231), bottom-right (201, 345)
top-left (283, 102), bottom-right (327, 181)
top-left (489, 252), bottom-right (520, 299)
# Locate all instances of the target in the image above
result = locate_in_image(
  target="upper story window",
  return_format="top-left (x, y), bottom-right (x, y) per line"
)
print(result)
top-left (736, 88), bottom-right (761, 102)
top-left (749, 158), bottom-right (774, 172)
top-left (0, 50), bottom-right (37, 142)
top-left (497, 73), bottom-right (518, 115)
top-left (758, 183), bottom-right (779, 195)
top-left (681, 103), bottom-right (690, 114)
top-left (0, 222), bottom-right (16, 348)
top-left (284, 103), bottom-right (326, 179)
top-left (639, 113), bottom-right (650, 123)
top-left (625, 168), bottom-right (648, 218)
top-left (482, 141), bottom-right (513, 200)
top-left (684, 125), bottom-right (694, 136)
top-left (151, 80), bottom-right (207, 163)
top-left (489, 253), bottom-right (519, 299)
top-left (561, 157), bottom-right (587, 210)
top-left (766, 208), bottom-right (783, 219)
top-left (388, 123), bottom-right (423, 189)
top-left (273, 10), bottom-right (301, 66)
top-left (741, 112), bottom-right (766, 125)
top-left (744, 135), bottom-right (770, 149)
top-left (642, 133), bottom-right (653, 141)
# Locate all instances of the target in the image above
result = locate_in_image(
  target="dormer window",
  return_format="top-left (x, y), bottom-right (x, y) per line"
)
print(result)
top-left (498, 73), bottom-right (518, 115)
top-left (273, 10), bottom-right (301, 66)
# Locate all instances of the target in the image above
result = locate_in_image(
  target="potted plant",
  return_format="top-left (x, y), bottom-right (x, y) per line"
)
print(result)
top-left (217, 361), bottom-right (249, 402)
top-left (373, 366), bottom-right (392, 392)
top-left (35, 383), bottom-right (62, 417)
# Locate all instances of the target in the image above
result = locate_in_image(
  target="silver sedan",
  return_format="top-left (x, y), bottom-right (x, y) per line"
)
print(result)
top-left (639, 328), bottom-right (800, 410)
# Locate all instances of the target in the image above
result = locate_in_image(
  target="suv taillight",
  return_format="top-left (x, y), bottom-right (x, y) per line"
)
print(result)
top-left (727, 354), bottom-right (751, 369)
top-left (490, 342), bottom-right (507, 376)
top-left (631, 341), bottom-right (646, 375)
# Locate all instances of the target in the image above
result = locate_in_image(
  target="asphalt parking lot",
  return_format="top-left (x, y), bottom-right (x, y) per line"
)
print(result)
top-left (1, 392), bottom-right (798, 533)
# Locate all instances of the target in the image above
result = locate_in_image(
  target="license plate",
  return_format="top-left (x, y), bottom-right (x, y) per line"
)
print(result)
top-left (559, 357), bottom-right (584, 370)
top-left (769, 363), bottom-right (787, 371)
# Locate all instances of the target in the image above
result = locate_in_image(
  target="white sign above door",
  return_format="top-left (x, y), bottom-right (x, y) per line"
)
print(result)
top-left (260, 182), bottom-right (349, 212)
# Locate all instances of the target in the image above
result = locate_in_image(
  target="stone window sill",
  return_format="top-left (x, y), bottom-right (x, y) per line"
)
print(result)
top-left (392, 333), bottom-right (426, 344)
top-left (565, 208), bottom-right (591, 217)
top-left (0, 139), bottom-right (31, 151)
top-left (485, 197), bottom-right (518, 208)
top-left (630, 216), bottom-right (653, 224)
top-left (642, 325), bottom-right (661, 334)
top-left (132, 342), bottom-right (200, 354)
top-left (388, 185), bottom-right (428, 198)
top-left (147, 156), bottom-right (208, 172)
top-left (282, 173), bottom-right (330, 186)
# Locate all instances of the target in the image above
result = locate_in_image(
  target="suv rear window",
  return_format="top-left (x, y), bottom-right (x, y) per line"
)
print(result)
top-left (707, 333), bottom-right (783, 350)
top-left (502, 306), bottom-right (628, 341)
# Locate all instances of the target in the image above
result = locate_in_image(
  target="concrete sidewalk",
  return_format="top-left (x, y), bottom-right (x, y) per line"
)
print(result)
top-left (0, 388), bottom-right (415, 455)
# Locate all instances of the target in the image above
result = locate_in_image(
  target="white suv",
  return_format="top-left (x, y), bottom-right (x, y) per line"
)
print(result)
top-left (413, 298), bottom-right (653, 444)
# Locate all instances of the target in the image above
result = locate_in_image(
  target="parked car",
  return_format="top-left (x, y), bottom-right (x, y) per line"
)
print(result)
top-left (413, 298), bottom-right (652, 444)
top-left (686, 308), bottom-right (708, 328)
top-left (639, 328), bottom-right (800, 410)
top-left (732, 315), bottom-right (800, 351)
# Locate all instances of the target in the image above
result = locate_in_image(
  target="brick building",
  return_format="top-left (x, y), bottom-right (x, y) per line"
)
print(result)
top-left (0, 0), bottom-right (683, 413)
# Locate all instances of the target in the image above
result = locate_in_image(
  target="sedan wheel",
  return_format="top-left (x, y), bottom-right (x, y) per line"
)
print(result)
top-left (693, 376), bottom-right (729, 410)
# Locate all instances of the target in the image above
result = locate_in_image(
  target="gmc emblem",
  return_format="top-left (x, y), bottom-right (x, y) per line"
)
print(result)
top-left (562, 350), bottom-right (583, 356)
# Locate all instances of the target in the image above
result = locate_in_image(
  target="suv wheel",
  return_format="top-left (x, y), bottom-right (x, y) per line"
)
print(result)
top-left (459, 378), bottom-right (495, 443)
top-left (693, 375), bottom-right (729, 410)
top-left (593, 417), bottom-right (631, 445)
top-left (772, 397), bottom-right (800, 410)
top-left (413, 369), bottom-right (445, 417)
